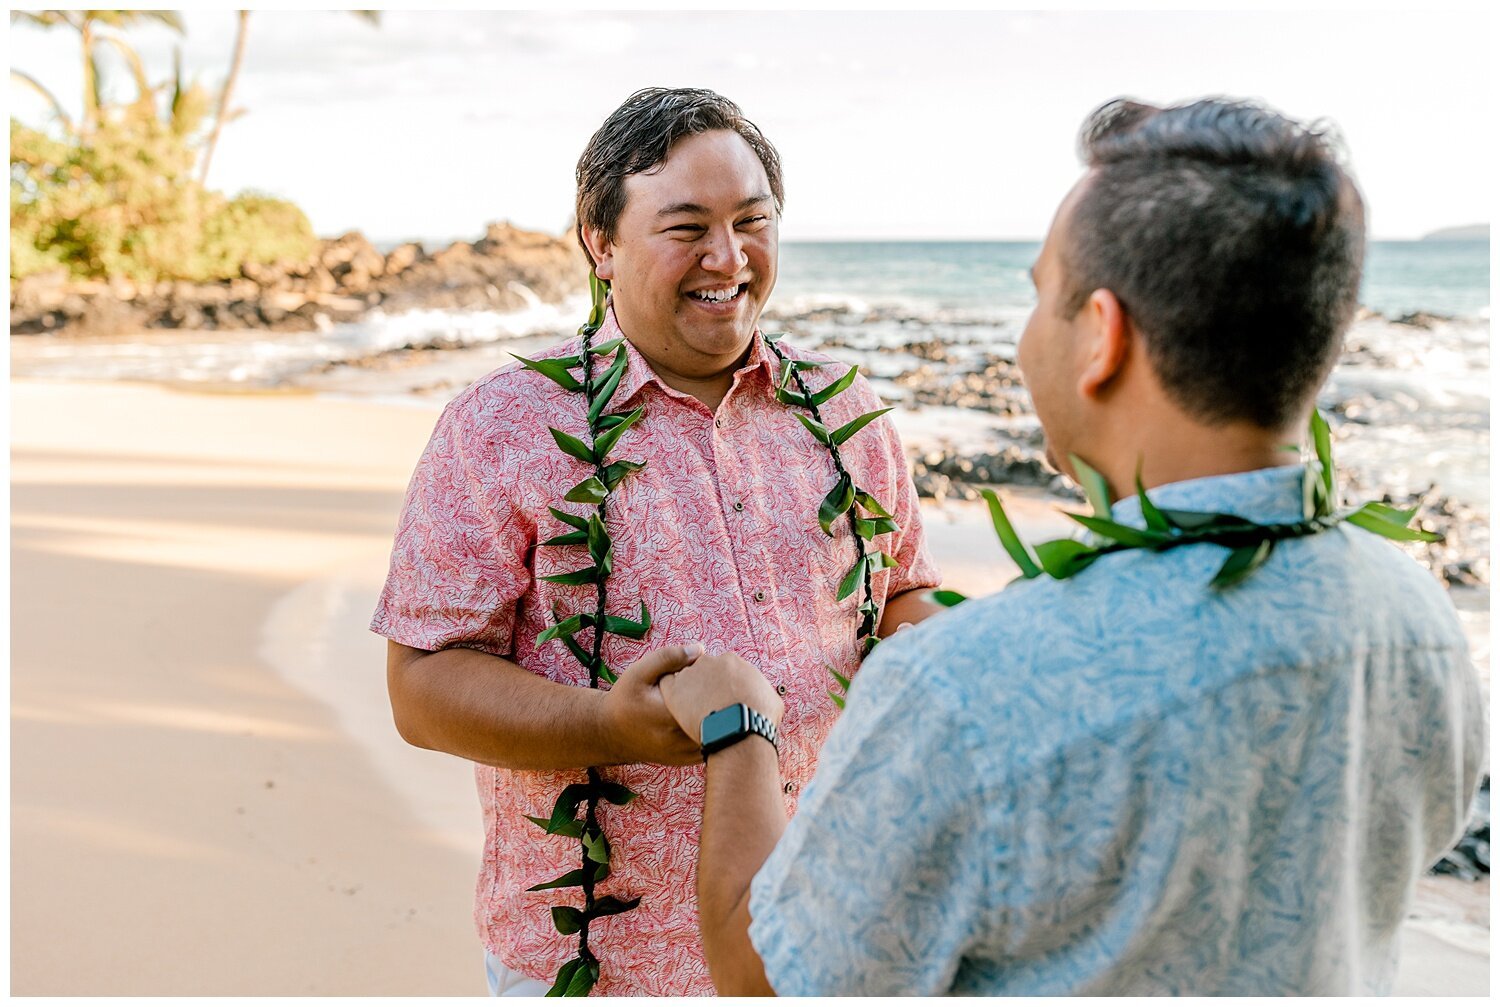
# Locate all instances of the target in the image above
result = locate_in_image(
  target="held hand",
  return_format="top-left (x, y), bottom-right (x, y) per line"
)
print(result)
top-left (659, 651), bottom-right (784, 745)
top-left (600, 643), bottom-right (706, 766)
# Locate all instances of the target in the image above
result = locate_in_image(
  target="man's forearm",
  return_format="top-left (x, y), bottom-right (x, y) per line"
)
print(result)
top-left (387, 642), bottom-right (621, 771)
top-left (699, 738), bottom-right (785, 996)
top-left (877, 586), bottom-right (947, 638)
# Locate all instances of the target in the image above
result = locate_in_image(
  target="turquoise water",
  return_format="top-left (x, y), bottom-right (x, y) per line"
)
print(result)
top-left (775, 240), bottom-right (1490, 320)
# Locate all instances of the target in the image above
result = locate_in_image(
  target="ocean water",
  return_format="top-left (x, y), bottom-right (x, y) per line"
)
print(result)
top-left (11, 239), bottom-right (1490, 510)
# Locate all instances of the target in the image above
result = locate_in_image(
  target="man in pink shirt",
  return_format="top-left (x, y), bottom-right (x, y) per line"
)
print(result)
top-left (372, 87), bottom-right (944, 995)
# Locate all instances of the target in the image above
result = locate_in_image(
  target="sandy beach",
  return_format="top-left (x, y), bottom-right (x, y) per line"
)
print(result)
top-left (9, 378), bottom-right (1488, 995)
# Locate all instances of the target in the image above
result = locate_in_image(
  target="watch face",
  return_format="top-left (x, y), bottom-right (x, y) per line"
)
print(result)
top-left (701, 705), bottom-right (747, 747)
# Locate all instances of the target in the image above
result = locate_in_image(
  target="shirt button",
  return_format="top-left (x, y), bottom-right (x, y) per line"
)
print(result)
top-left (776, 683), bottom-right (787, 696)
top-left (714, 417), bottom-right (723, 428)
top-left (783, 781), bottom-right (798, 795)
top-left (753, 590), bottom-right (766, 603)
top-left (733, 501), bottom-right (744, 512)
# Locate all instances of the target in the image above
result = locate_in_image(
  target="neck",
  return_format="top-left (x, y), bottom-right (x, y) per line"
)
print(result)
top-left (1086, 409), bottom-right (1297, 503)
top-left (623, 335), bottom-right (753, 413)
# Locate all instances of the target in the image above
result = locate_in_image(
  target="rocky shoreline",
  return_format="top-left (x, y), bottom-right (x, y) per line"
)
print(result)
top-left (9, 221), bottom-right (587, 338)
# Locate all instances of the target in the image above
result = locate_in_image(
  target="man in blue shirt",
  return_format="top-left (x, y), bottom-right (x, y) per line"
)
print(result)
top-left (656, 96), bottom-right (1487, 995)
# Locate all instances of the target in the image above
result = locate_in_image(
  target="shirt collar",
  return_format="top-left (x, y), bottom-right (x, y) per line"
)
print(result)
top-left (596, 304), bottom-right (779, 409)
top-left (1110, 464), bottom-right (1313, 528)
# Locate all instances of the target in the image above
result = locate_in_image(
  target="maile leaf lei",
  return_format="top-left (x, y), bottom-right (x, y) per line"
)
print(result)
top-left (936, 409), bottom-right (1440, 607)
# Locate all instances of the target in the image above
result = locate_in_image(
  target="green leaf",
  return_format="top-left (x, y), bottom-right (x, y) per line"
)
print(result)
top-left (525, 814), bottom-right (584, 838)
top-left (563, 477), bottom-right (609, 505)
top-left (600, 459), bottom-right (646, 491)
top-left (551, 905), bottom-right (585, 935)
top-left (538, 566), bottom-right (601, 586)
top-left (853, 489), bottom-right (893, 519)
top-left (587, 336), bottom-right (625, 356)
top-left (1360, 501), bottom-right (1421, 526)
top-left (563, 959), bottom-right (598, 998)
top-left (794, 412), bottom-right (834, 446)
top-left (1069, 454), bottom-right (1113, 517)
top-left (593, 405), bottom-right (645, 459)
top-left (582, 827), bottom-right (610, 866)
top-left (513, 354), bottom-right (583, 392)
top-left (1033, 538), bottom-right (1103, 579)
top-left (1309, 408), bottom-right (1335, 514)
top-left (594, 780), bottom-right (637, 805)
top-left (546, 957), bottom-right (586, 998)
top-left (809, 365), bottom-right (859, 406)
top-left (1345, 507), bottom-right (1443, 543)
top-left (545, 783), bottom-right (593, 831)
top-left (603, 601), bottom-right (652, 640)
top-left (861, 634), bottom-right (879, 657)
top-left (773, 386), bottom-right (813, 408)
top-left (1211, 539), bottom-right (1275, 589)
top-left (930, 588), bottom-right (967, 606)
top-left (836, 555), bottom-right (868, 600)
top-left (1064, 512), bottom-right (1171, 548)
top-left (818, 475), bottom-right (855, 535)
top-left (596, 663), bottom-right (618, 685)
top-left (541, 530), bottom-right (589, 547)
top-left (763, 330), bottom-right (787, 344)
top-left (549, 507), bottom-right (590, 531)
top-left (590, 895), bottom-right (641, 918)
top-left (587, 514), bottom-right (612, 566)
top-left (828, 666), bottom-right (851, 692)
top-left (1134, 465), bottom-right (1172, 534)
top-left (596, 412), bottom-right (629, 431)
top-left (866, 551), bottom-right (900, 572)
top-left (560, 634), bottom-right (593, 670)
top-left (536, 613), bottom-right (586, 646)
top-left (527, 869), bottom-right (587, 892)
top-left (831, 407), bottom-right (893, 446)
top-left (1156, 509), bottom-right (1254, 533)
top-left (550, 427), bottom-right (598, 466)
top-left (829, 691), bottom-right (845, 709)
top-left (854, 516), bottom-right (900, 540)
top-left (587, 348), bottom-right (629, 428)
top-left (581, 271), bottom-right (609, 332)
top-left (980, 489), bottom-right (1042, 579)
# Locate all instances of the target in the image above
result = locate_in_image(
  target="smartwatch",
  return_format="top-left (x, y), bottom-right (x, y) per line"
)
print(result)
top-left (700, 703), bottom-right (779, 758)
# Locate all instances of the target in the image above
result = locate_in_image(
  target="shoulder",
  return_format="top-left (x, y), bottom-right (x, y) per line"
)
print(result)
top-left (439, 335), bottom-right (587, 434)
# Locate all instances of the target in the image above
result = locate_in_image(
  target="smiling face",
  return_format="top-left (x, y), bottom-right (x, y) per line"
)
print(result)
top-left (583, 129), bottom-right (779, 377)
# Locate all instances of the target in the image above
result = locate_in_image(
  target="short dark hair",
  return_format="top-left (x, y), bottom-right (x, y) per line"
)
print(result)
top-left (1062, 97), bottom-right (1366, 429)
top-left (574, 87), bottom-right (785, 266)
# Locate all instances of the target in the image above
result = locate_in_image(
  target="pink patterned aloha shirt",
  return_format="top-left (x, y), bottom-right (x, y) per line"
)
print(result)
top-left (371, 308), bottom-right (941, 995)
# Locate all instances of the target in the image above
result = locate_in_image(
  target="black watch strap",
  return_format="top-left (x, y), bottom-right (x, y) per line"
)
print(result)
top-left (700, 703), bottom-right (779, 758)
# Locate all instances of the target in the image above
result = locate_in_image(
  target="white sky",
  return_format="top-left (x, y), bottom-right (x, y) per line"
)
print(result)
top-left (6, 7), bottom-right (1493, 243)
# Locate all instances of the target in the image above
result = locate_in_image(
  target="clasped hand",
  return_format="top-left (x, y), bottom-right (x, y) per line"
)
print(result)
top-left (603, 643), bottom-right (783, 763)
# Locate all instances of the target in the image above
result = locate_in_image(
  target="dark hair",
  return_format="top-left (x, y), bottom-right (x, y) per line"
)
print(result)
top-left (1062, 97), bottom-right (1366, 429)
top-left (574, 87), bottom-right (785, 265)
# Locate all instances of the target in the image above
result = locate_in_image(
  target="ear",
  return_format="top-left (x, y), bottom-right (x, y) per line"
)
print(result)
top-left (580, 225), bottom-right (616, 281)
top-left (1075, 288), bottom-right (1130, 400)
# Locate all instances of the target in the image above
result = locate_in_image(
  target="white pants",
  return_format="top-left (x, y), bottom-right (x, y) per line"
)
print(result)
top-left (484, 949), bottom-right (551, 997)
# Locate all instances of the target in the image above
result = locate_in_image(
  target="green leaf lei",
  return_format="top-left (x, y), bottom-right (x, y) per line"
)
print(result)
top-left (514, 274), bottom-right (900, 994)
top-left (938, 409), bottom-right (1441, 605)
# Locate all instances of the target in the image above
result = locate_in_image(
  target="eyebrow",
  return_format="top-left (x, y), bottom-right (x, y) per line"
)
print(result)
top-left (656, 194), bottom-right (772, 218)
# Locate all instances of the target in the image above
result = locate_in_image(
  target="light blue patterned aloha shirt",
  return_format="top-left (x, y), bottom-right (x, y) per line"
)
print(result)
top-left (749, 465), bottom-right (1486, 995)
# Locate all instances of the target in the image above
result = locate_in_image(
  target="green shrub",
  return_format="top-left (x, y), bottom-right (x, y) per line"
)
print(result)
top-left (10, 103), bottom-right (316, 284)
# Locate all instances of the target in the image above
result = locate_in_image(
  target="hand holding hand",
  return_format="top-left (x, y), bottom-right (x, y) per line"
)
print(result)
top-left (658, 651), bottom-right (784, 745)
top-left (600, 643), bottom-right (706, 766)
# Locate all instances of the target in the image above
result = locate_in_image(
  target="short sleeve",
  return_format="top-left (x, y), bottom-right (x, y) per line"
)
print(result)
top-left (747, 649), bottom-right (996, 995)
top-left (370, 390), bottom-right (533, 655)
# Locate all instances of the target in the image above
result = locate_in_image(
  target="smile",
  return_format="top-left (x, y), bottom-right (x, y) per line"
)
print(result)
top-left (686, 283), bottom-right (748, 305)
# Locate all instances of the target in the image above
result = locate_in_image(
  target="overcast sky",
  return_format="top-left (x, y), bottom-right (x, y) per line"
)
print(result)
top-left (8, 8), bottom-right (1492, 243)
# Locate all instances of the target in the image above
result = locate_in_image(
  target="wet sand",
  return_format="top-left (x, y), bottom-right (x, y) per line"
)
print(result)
top-left (8, 378), bottom-right (1488, 995)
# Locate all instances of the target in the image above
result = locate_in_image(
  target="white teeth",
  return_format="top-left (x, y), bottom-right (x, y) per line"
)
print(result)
top-left (689, 285), bottom-right (741, 303)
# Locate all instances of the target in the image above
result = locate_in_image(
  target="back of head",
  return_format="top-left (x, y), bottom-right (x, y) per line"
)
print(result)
top-left (1064, 97), bottom-right (1366, 430)
top-left (574, 87), bottom-right (785, 265)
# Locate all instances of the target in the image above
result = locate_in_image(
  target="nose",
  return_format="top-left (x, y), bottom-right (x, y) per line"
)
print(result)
top-left (700, 225), bottom-right (748, 276)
